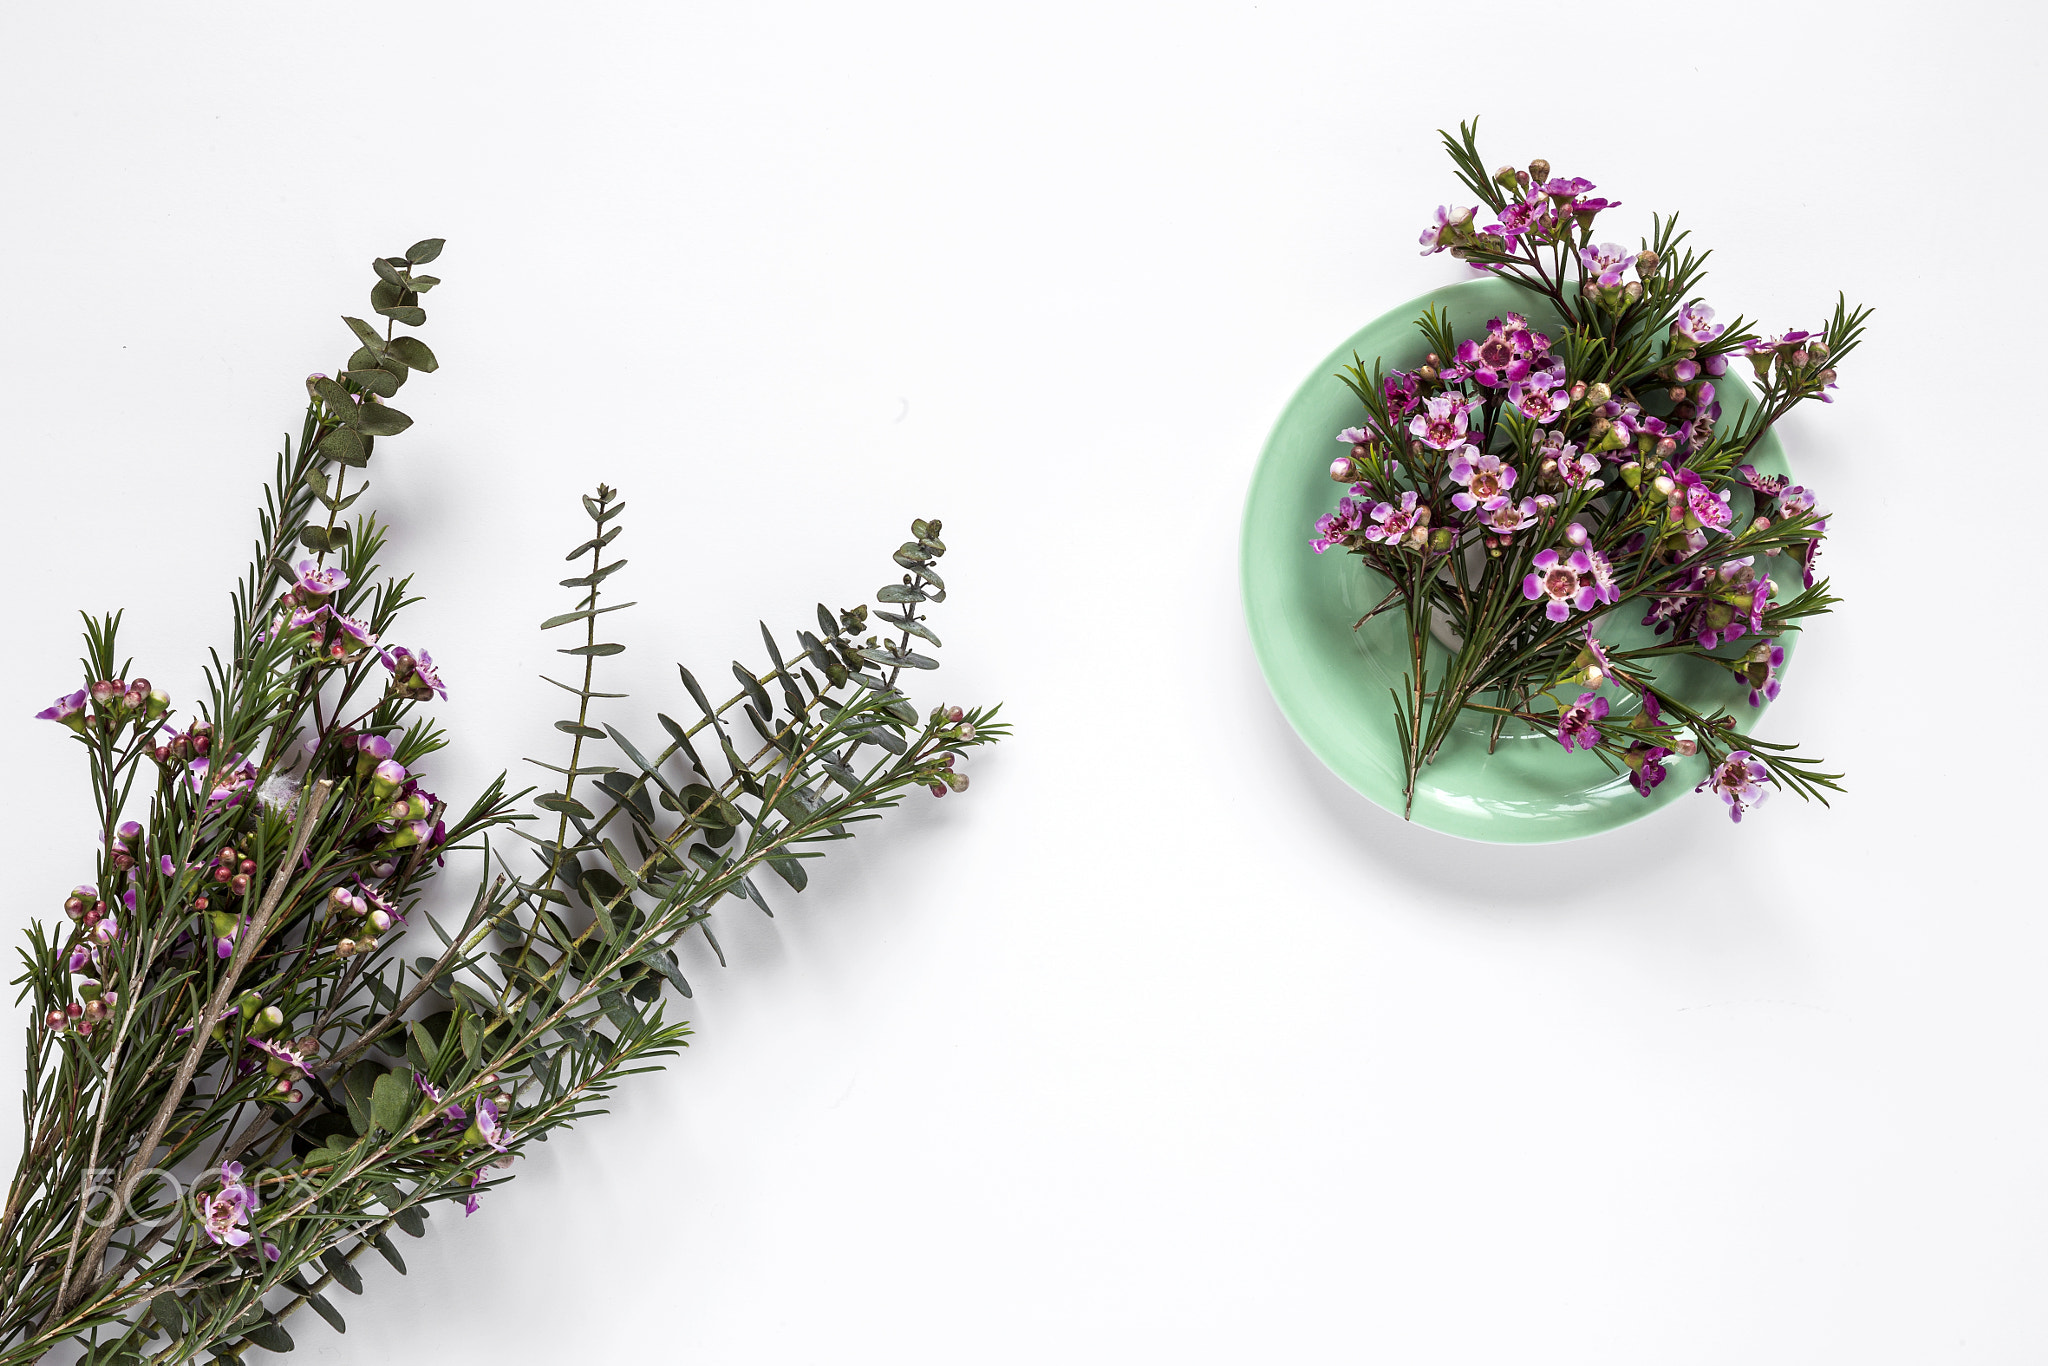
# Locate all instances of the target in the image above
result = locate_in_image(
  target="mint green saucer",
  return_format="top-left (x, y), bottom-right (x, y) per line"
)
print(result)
top-left (1240, 278), bottom-right (1799, 843)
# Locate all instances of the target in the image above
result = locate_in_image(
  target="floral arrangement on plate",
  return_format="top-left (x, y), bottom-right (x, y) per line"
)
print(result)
top-left (1310, 121), bottom-right (1865, 823)
top-left (1, 245), bottom-right (1005, 1363)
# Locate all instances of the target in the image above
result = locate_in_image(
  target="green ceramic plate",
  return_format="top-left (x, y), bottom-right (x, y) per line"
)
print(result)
top-left (1240, 277), bottom-right (1798, 843)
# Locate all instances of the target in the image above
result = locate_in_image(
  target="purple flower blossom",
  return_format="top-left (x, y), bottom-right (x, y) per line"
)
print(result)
top-left (1554, 443), bottom-right (1601, 488)
top-left (1575, 541), bottom-right (1620, 609)
top-left (1522, 546), bottom-right (1608, 622)
top-left (1671, 468), bottom-right (1733, 533)
top-left (330, 611), bottom-right (377, 656)
top-left (1557, 692), bottom-right (1609, 753)
top-left (1539, 176), bottom-right (1595, 200)
top-left (1699, 750), bottom-right (1771, 823)
top-left (464, 1167), bottom-right (485, 1217)
top-left (1579, 242), bottom-right (1633, 287)
top-left (1408, 394), bottom-right (1472, 451)
top-left (1508, 364), bottom-right (1569, 422)
top-left (1733, 464), bottom-right (1790, 497)
top-left (1524, 550), bottom-right (1582, 621)
top-left (356, 733), bottom-right (396, 764)
top-left (35, 689), bottom-right (88, 732)
top-left (415, 1070), bottom-right (467, 1124)
top-left (1743, 641), bottom-right (1787, 706)
top-left (1449, 450), bottom-right (1517, 512)
top-left (1778, 485), bottom-right (1819, 520)
top-left (1311, 495), bottom-right (1367, 554)
top-left (1363, 491), bottom-right (1429, 546)
top-left (1626, 743), bottom-right (1670, 797)
top-left (1418, 204), bottom-right (1476, 255)
top-left (1381, 371), bottom-right (1421, 417)
top-left (1448, 314), bottom-right (1552, 390)
top-left (380, 645), bottom-right (449, 701)
top-left (251, 1037), bottom-right (316, 1078)
top-left (1481, 196), bottom-right (1544, 251)
top-left (198, 1163), bottom-right (255, 1248)
top-left (1580, 625), bottom-right (1614, 686)
top-left (190, 755), bottom-right (257, 807)
top-left (294, 560), bottom-right (349, 598)
top-left (472, 1097), bottom-right (509, 1153)
top-left (1477, 497), bottom-right (1540, 537)
top-left (1671, 305), bottom-right (1725, 348)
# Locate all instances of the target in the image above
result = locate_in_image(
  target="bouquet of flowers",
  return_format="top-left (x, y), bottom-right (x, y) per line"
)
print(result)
top-left (2, 244), bottom-right (1005, 1363)
top-left (1311, 122), bottom-right (1865, 823)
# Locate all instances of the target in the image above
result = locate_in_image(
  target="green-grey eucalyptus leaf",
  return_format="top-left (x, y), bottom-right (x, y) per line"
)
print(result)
top-left (305, 1291), bottom-right (346, 1334)
top-left (321, 1248), bottom-right (363, 1295)
top-left (344, 367), bottom-right (399, 398)
top-left (369, 1070), bottom-right (411, 1137)
top-left (371, 1232), bottom-right (406, 1275)
top-left (342, 315), bottom-right (386, 350)
top-left (387, 335), bottom-right (438, 372)
top-left (405, 237), bottom-right (445, 264)
top-left (355, 400), bottom-right (412, 436)
top-left (240, 1320), bottom-right (293, 1354)
top-left (318, 426), bottom-right (369, 466)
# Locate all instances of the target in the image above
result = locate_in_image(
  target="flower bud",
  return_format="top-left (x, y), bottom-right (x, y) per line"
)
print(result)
top-left (368, 908), bottom-right (393, 933)
top-left (1652, 475), bottom-right (1676, 497)
top-left (337, 938), bottom-right (357, 958)
top-left (1568, 381), bottom-right (1587, 403)
top-left (1674, 738), bottom-right (1698, 757)
top-left (1527, 158), bottom-right (1550, 182)
top-left (1564, 522), bottom-right (1589, 547)
top-left (147, 687), bottom-right (171, 720)
top-left (44, 1008), bottom-right (67, 1031)
top-left (1330, 457), bottom-right (1356, 483)
top-left (1618, 461), bottom-right (1642, 490)
top-left (371, 758), bottom-right (408, 798)
top-left (1587, 383), bottom-right (1611, 405)
top-left (1491, 165), bottom-right (1519, 189)
top-left (1635, 249), bottom-right (1659, 278)
top-left (355, 733), bottom-right (396, 778)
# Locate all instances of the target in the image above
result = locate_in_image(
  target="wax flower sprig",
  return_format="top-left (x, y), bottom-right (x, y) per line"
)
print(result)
top-left (1314, 121), bottom-right (1864, 822)
top-left (1, 245), bottom-right (1005, 1364)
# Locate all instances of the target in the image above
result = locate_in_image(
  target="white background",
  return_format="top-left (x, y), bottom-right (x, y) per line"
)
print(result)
top-left (2, 3), bottom-right (2042, 1362)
